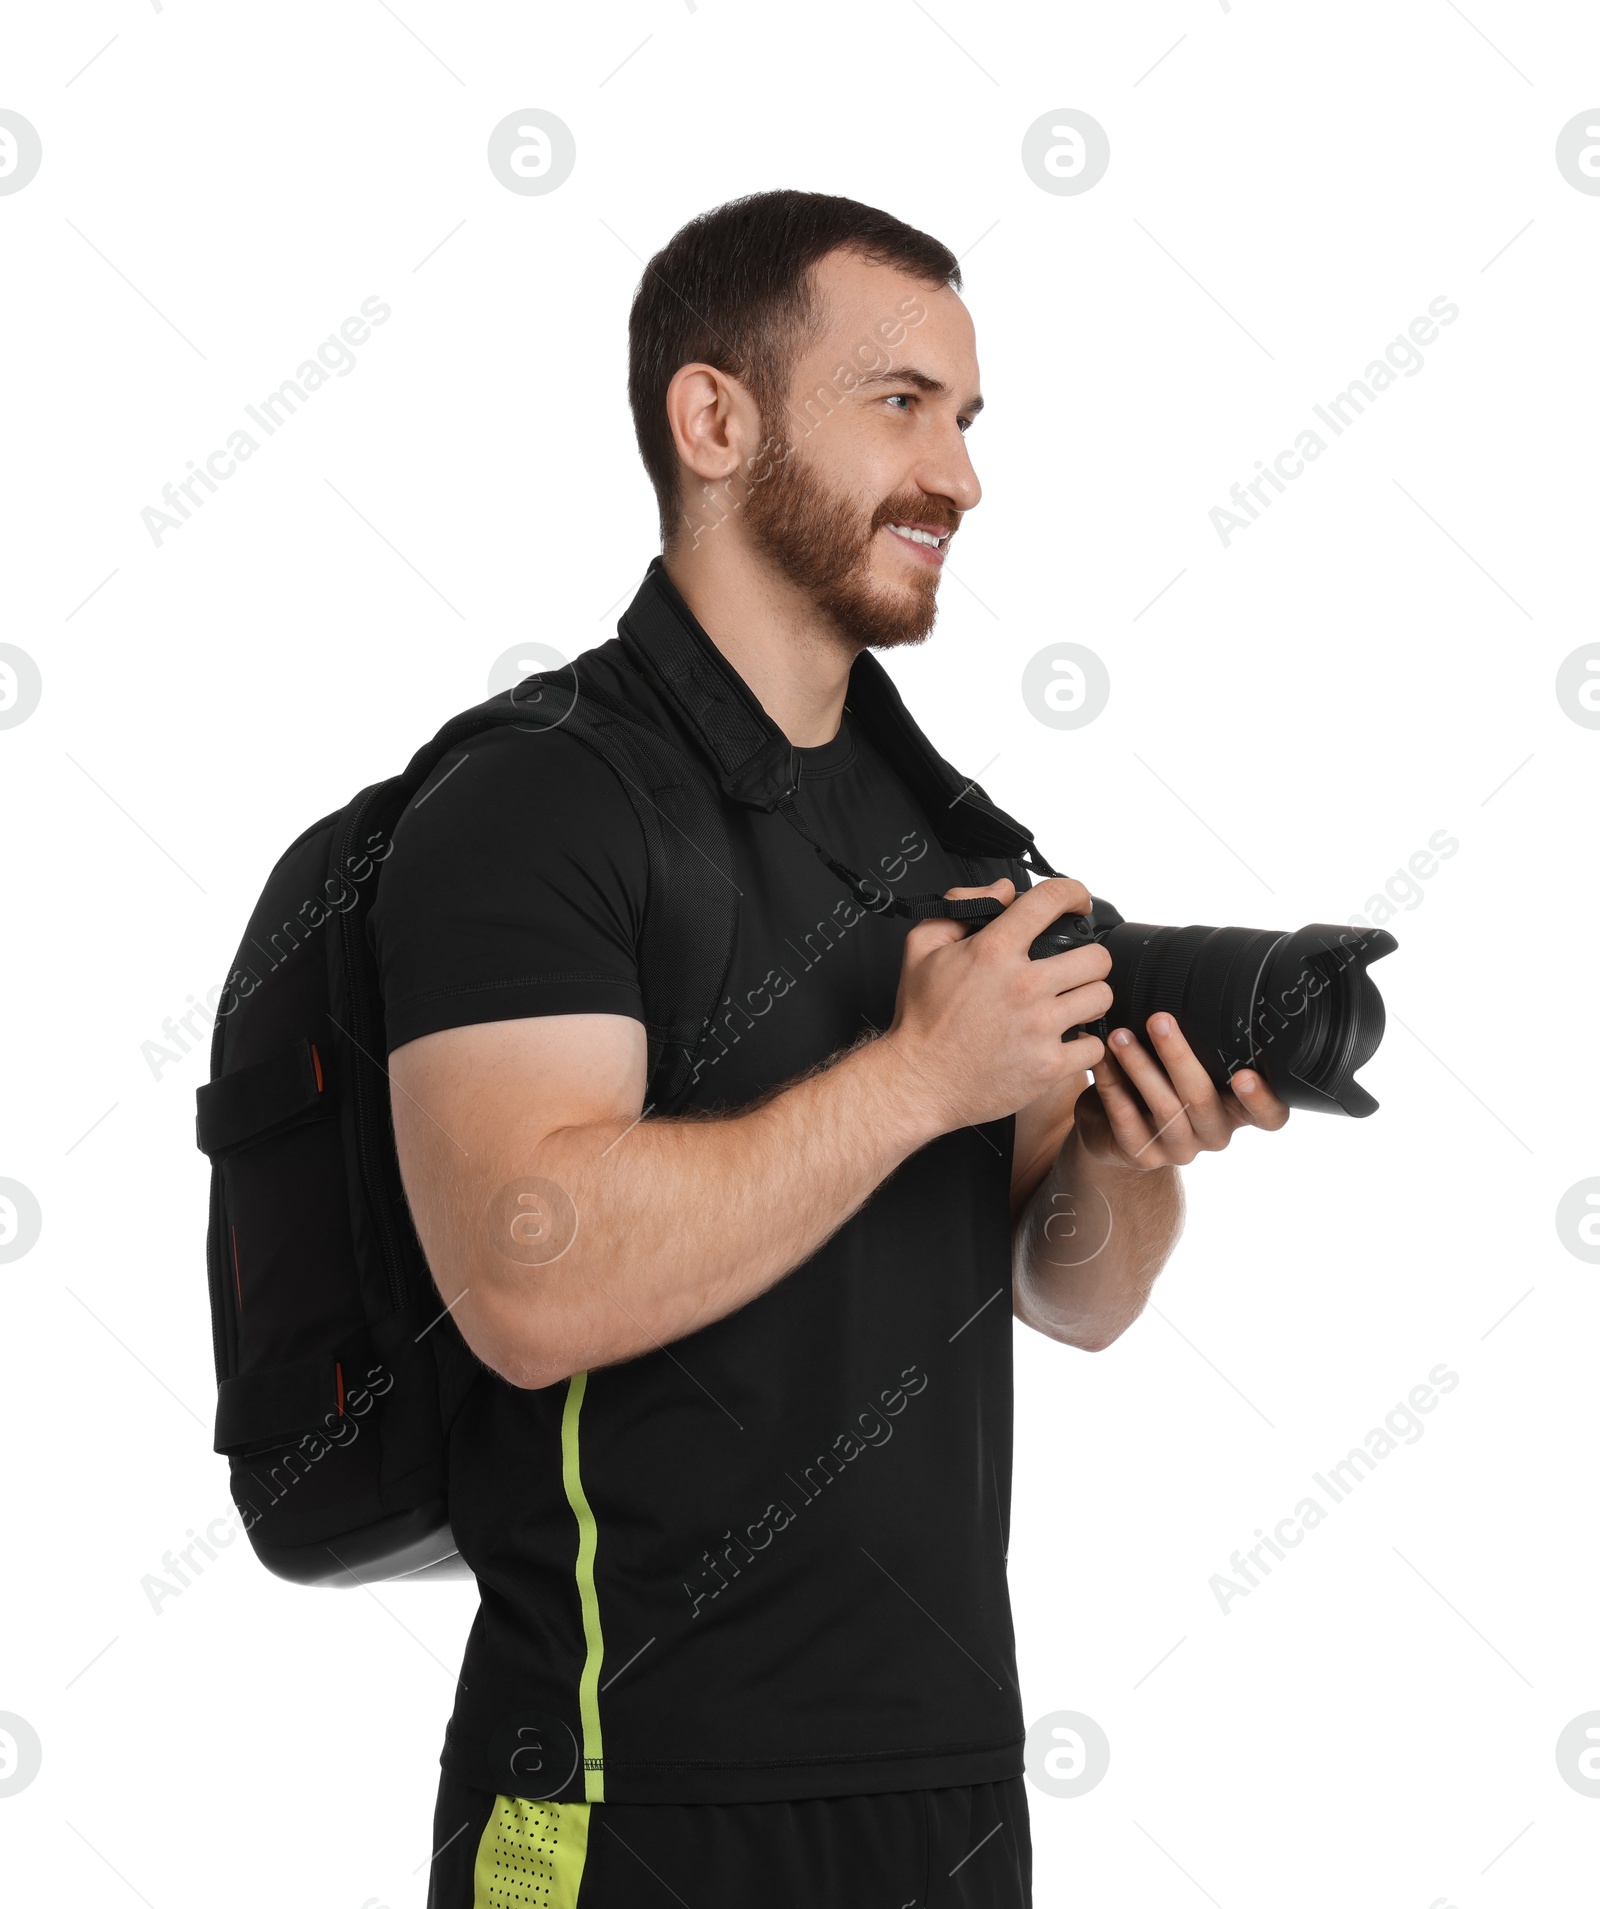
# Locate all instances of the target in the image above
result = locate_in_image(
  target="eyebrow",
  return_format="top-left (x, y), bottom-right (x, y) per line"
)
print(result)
top-left (852, 365), bottom-right (984, 418)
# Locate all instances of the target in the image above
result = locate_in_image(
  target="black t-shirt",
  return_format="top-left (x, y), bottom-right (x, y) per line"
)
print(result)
top-left (369, 564), bottom-right (1030, 1806)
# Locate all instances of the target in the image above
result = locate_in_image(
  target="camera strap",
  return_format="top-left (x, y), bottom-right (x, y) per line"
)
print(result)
top-left (770, 788), bottom-right (1035, 924)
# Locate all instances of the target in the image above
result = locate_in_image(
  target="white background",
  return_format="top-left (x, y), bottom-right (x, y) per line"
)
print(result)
top-left (3, 3), bottom-right (1597, 1904)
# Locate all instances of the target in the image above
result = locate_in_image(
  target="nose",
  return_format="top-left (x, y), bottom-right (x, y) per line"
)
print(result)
top-left (916, 426), bottom-right (981, 519)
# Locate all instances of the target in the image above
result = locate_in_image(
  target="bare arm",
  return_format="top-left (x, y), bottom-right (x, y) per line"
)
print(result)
top-left (389, 876), bottom-right (1112, 1391)
top-left (1004, 940), bottom-right (1181, 1354)
top-left (1012, 1126), bottom-right (1184, 1352)
top-left (389, 1012), bottom-right (937, 1390)
top-left (1010, 1001), bottom-right (1292, 1352)
top-left (1010, 1058), bottom-right (1181, 1352)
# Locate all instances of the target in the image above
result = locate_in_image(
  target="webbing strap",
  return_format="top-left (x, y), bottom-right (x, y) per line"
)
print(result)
top-left (195, 1037), bottom-right (324, 1156)
top-left (213, 1355), bottom-right (342, 1455)
top-left (773, 790), bottom-right (1010, 925)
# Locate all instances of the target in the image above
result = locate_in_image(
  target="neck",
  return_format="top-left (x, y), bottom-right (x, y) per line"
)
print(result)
top-left (661, 536), bottom-right (857, 748)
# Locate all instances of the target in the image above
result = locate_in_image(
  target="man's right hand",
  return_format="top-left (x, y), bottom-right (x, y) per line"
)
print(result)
top-left (883, 876), bottom-right (1113, 1134)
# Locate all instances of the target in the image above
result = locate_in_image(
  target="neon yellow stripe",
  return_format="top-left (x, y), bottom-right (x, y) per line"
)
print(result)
top-left (561, 1370), bottom-right (606, 1802)
top-left (473, 1795), bottom-right (589, 1906)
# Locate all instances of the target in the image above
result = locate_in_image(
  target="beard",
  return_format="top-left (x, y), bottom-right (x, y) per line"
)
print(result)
top-left (740, 427), bottom-right (957, 652)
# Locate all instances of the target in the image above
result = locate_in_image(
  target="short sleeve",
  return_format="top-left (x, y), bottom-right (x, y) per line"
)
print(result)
top-left (369, 723), bottom-right (651, 1054)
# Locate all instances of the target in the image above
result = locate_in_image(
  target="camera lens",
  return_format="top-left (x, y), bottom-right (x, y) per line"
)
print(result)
top-left (1029, 898), bottom-right (1397, 1117)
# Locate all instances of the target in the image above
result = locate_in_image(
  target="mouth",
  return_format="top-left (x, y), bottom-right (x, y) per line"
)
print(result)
top-left (882, 519), bottom-right (953, 568)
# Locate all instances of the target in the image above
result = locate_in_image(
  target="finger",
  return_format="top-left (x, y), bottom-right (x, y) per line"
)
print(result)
top-left (939, 877), bottom-right (1013, 937)
top-left (1051, 963), bottom-right (1114, 1037)
top-left (1100, 1025), bottom-right (1188, 1136)
top-left (1229, 1067), bottom-right (1292, 1129)
top-left (1066, 1083), bottom-right (1119, 1162)
top-left (1139, 1013), bottom-right (1237, 1149)
top-left (942, 878), bottom-right (1015, 905)
top-left (1085, 1044), bottom-right (1163, 1163)
top-left (1071, 1081), bottom-right (1140, 1168)
top-left (905, 886), bottom-right (1010, 961)
top-left (972, 875), bottom-right (1096, 956)
top-left (1038, 937), bottom-right (1113, 998)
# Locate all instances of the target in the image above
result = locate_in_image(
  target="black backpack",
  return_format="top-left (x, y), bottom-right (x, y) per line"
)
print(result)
top-left (195, 563), bottom-right (1060, 1588)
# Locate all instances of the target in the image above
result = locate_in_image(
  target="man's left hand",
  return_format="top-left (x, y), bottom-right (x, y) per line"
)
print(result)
top-left (1071, 1013), bottom-right (1291, 1171)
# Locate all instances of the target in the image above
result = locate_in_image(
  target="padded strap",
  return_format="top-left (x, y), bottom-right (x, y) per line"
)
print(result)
top-left (213, 1355), bottom-right (344, 1455)
top-left (617, 558), bottom-right (1055, 836)
top-left (396, 679), bottom-right (740, 1115)
top-left (613, 558), bottom-right (1063, 919)
top-left (567, 710), bottom-right (740, 1109)
top-left (195, 1038), bottom-right (325, 1156)
top-left (616, 559), bottom-right (797, 808)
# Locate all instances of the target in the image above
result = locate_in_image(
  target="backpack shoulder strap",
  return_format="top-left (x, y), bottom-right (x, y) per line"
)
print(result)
top-left (557, 696), bottom-right (738, 1113)
top-left (393, 669), bottom-right (737, 1113)
top-left (613, 558), bottom-right (1060, 925)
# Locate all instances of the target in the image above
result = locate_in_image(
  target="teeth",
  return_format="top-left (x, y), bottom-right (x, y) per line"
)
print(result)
top-left (887, 522), bottom-right (946, 548)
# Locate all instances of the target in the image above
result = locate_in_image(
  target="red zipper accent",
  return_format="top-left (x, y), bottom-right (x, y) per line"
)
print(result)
top-left (310, 1041), bottom-right (324, 1093)
top-left (335, 1361), bottom-right (345, 1415)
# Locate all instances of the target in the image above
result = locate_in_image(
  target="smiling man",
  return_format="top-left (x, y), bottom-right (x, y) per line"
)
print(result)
top-left (377, 190), bottom-right (1289, 1909)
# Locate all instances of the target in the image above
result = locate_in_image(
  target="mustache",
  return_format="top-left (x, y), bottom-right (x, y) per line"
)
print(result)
top-left (871, 495), bottom-right (961, 538)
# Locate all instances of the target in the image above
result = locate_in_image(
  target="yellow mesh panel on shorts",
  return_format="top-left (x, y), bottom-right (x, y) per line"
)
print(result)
top-left (473, 1795), bottom-right (591, 1908)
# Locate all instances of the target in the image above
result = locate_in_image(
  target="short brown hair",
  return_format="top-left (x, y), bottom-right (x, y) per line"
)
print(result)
top-left (627, 190), bottom-right (960, 547)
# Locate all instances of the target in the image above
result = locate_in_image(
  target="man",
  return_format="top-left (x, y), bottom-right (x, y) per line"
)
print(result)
top-left (375, 189), bottom-right (1289, 1908)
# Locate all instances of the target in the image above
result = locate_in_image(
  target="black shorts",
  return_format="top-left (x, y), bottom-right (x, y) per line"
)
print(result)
top-left (425, 1765), bottom-right (1032, 1908)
